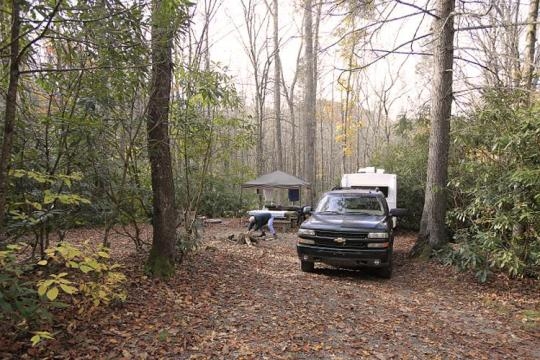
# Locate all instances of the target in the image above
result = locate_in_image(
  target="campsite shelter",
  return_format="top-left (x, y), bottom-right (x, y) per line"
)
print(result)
top-left (241, 170), bottom-right (310, 206)
top-left (241, 171), bottom-right (311, 227)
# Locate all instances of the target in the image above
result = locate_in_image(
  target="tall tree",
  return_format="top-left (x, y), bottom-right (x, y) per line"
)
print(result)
top-left (238, 0), bottom-right (271, 176)
top-left (0, 0), bottom-right (60, 236)
top-left (0, 0), bottom-right (21, 237)
top-left (524, 0), bottom-right (539, 94)
top-left (411, 0), bottom-right (456, 257)
top-left (303, 0), bottom-right (316, 204)
top-left (146, 0), bottom-right (189, 278)
top-left (270, 0), bottom-right (283, 170)
top-left (281, 36), bottom-right (303, 176)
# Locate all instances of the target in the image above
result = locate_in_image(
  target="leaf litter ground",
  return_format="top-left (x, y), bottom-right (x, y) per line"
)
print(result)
top-left (4, 220), bottom-right (539, 359)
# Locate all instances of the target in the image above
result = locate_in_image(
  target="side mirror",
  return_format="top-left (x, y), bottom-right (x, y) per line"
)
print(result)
top-left (303, 206), bottom-right (312, 215)
top-left (389, 208), bottom-right (407, 217)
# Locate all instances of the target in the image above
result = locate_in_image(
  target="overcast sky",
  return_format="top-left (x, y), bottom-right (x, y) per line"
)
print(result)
top-left (190, 0), bottom-right (531, 119)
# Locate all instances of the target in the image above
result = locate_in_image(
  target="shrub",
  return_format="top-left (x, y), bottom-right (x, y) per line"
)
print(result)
top-left (0, 241), bottom-right (127, 346)
top-left (446, 91), bottom-right (540, 280)
top-left (37, 242), bottom-right (127, 313)
top-left (0, 245), bottom-right (52, 335)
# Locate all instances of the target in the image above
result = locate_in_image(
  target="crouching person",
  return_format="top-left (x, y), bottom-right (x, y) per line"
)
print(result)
top-left (248, 212), bottom-right (277, 239)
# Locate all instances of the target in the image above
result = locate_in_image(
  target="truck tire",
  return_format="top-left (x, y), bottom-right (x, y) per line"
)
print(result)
top-left (301, 260), bottom-right (315, 273)
top-left (379, 259), bottom-right (393, 279)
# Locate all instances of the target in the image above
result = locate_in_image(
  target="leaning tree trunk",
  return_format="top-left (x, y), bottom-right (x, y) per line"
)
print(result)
top-left (0, 0), bottom-right (21, 237)
top-left (145, 0), bottom-right (178, 278)
top-left (410, 0), bottom-right (455, 258)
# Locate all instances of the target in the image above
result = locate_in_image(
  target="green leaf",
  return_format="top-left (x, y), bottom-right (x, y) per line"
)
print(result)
top-left (79, 264), bottom-right (93, 273)
top-left (59, 284), bottom-right (78, 295)
top-left (46, 287), bottom-right (59, 301)
top-left (31, 331), bottom-right (54, 346)
top-left (97, 251), bottom-right (110, 258)
top-left (43, 191), bottom-right (55, 205)
top-left (28, 201), bottom-right (42, 210)
top-left (30, 335), bottom-right (41, 346)
top-left (37, 280), bottom-right (54, 296)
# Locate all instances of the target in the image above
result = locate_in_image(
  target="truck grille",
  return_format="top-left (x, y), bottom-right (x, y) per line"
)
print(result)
top-left (313, 230), bottom-right (369, 249)
top-left (314, 238), bottom-right (368, 249)
top-left (315, 230), bottom-right (368, 239)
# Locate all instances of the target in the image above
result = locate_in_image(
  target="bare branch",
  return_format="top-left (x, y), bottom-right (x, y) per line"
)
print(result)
top-left (395, 0), bottom-right (439, 19)
top-left (16, 1), bottom-right (63, 64)
top-left (19, 64), bottom-right (151, 75)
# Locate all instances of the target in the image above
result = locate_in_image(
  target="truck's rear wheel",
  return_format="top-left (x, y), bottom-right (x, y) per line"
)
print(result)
top-left (300, 260), bottom-right (315, 273)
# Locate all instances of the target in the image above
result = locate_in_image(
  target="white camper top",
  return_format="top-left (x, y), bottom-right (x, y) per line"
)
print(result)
top-left (341, 168), bottom-right (397, 209)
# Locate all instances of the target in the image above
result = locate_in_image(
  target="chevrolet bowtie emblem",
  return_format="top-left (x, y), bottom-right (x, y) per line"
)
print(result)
top-left (334, 237), bottom-right (346, 244)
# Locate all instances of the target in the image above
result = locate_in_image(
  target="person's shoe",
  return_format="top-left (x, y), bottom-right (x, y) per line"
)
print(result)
top-left (272, 234), bottom-right (278, 239)
top-left (258, 231), bottom-right (266, 237)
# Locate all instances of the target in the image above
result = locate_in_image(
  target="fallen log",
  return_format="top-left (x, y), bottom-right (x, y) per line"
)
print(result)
top-left (205, 218), bottom-right (222, 224)
top-left (226, 232), bottom-right (259, 246)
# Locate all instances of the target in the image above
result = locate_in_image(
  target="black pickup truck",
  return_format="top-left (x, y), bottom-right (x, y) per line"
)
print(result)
top-left (296, 189), bottom-right (406, 278)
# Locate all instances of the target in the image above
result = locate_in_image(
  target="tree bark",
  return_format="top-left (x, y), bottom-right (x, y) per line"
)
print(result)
top-left (281, 32), bottom-right (302, 176)
top-left (272, 0), bottom-right (283, 170)
top-left (0, 0), bottom-right (21, 236)
top-left (145, 0), bottom-right (178, 278)
top-left (411, 0), bottom-right (455, 258)
top-left (524, 0), bottom-right (539, 93)
top-left (303, 0), bottom-right (316, 205)
top-left (512, 0), bottom-right (539, 237)
top-left (239, 0), bottom-right (269, 177)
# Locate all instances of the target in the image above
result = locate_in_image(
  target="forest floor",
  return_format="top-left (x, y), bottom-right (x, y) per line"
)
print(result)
top-left (4, 219), bottom-right (540, 359)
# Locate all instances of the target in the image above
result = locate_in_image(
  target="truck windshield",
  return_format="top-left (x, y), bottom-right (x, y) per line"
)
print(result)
top-left (315, 194), bottom-right (385, 216)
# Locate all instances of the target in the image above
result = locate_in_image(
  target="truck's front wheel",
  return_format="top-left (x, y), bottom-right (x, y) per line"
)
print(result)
top-left (379, 258), bottom-right (393, 279)
top-left (300, 260), bottom-right (315, 273)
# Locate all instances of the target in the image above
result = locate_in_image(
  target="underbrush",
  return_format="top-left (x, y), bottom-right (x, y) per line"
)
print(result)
top-left (0, 241), bottom-right (126, 348)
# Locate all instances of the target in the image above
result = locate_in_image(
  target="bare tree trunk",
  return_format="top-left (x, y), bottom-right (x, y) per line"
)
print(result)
top-left (0, 0), bottom-right (21, 236)
top-left (512, 0), bottom-right (539, 237)
top-left (341, 36), bottom-right (356, 173)
top-left (146, 0), bottom-right (178, 278)
top-left (271, 0), bottom-right (283, 170)
top-left (281, 35), bottom-right (303, 177)
top-left (255, 95), bottom-right (264, 176)
top-left (314, 1), bottom-right (322, 193)
top-left (330, 80), bottom-right (336, 184)
top-left (303, 0), bottom-right (316, 205)
top-left (511, 1), bottom-right (522, 88)
top-left (319, 104), bottom-right (324, 191)
top-left (283, 79), bottom-right (297, 175)
top-left (340, 89), bottom-right (347, 174)
top-left (524, 0), bottom-right (539, 93)
top-left (411, 0), bottom-right (455, 258)
top-left (239, 0), bottom-right (270, 176)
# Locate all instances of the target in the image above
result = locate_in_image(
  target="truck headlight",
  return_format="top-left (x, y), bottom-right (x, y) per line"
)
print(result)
top-left (368, 232), bottom-right (389, 239)
top-left (298, 228), bottom-right (315, 236)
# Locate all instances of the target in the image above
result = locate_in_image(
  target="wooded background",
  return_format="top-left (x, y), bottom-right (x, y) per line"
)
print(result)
top-left (0, 0), bottom-right (539, 280)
